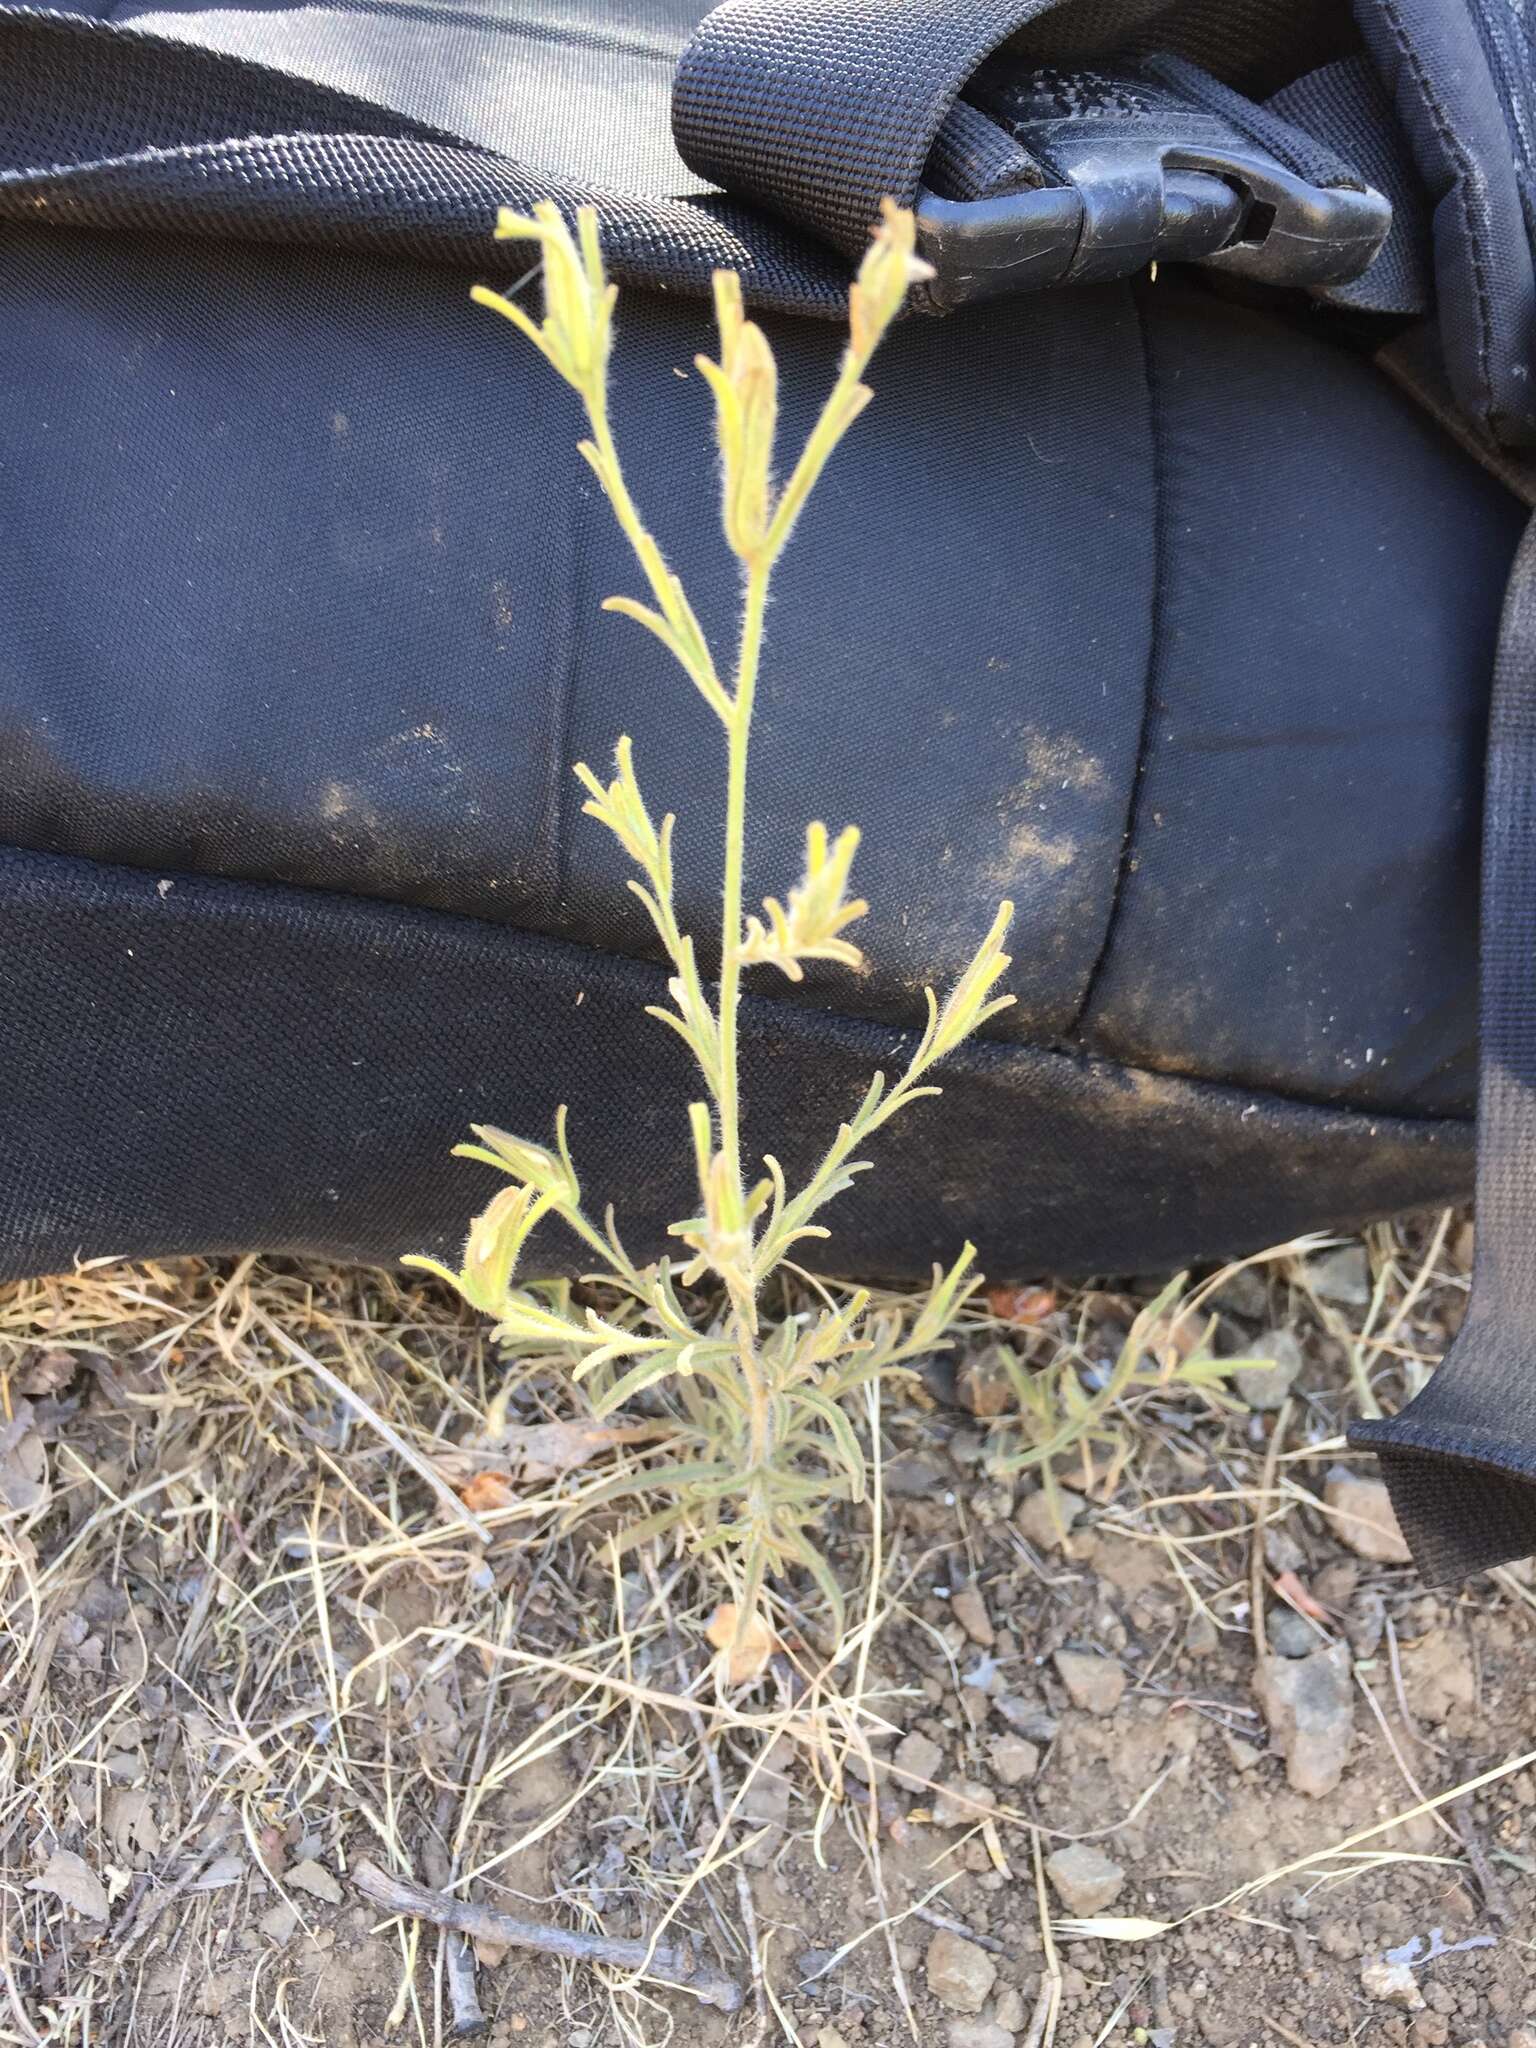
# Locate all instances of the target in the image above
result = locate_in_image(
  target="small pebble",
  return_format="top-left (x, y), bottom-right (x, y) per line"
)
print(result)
top-left (1324, 1467), bottom-right (1412, 1564)
top-left (931, 1780), bottom-right (996, 1829)
top-left (1231, 1328), bottom-right (1303, 1411)
top-left (993, 1696), bottom-right (1057, 1742)
top-left (1266, 1605), bottom-right (1321, 1658)
top-left (987, 1735), bottom-right (1039, 1787)
top-left (993, 1987), bottom-right (1027, 2032)
top-left (1184, 1610), bottom-right (1219, 1657)
top-left (925, 1930), bottom-right (997, 2014)
top-left (1017, 1486), bottom-right (1084, 1551)
top-left (284, 1857), bottom-right (342, 1906)
top-left (891, 1729), bottom-right (946, 1794)
top-left (885, 1455), bottom-right (947, 1498)
top-left (1308, 1245), bottom-right (1372, 1306)
top-left (259, 1901), bottom-right (300, 1943)
top-left (1052, 1649), bottom-right (1125, 1717)
top-left (1044, 1842), bottom-right (1124, 1915)
top-left (1253, 1642), bottom-right (1354, 1797)
top-left (950, 1582), bottom-right (995, 1648)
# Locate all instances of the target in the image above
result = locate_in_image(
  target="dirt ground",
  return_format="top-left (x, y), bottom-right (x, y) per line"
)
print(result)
top-left (2, 1217), bottom-right (1534, 2048)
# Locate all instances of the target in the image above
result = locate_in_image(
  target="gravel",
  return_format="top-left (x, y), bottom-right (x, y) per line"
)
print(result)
top-left (1052, 1649), bottom-right (1126, 1716)
top-left (1324, 1467), bottom-right (1412, 1564)
top-left (1044, 1841), bottom-right (1126, 1915)
top-left (925, 1929), bottom-right (998, 2014)
top-left (1308, 1245), bottom-right (1372, 1305)
top-left (1254, 1640), bottom-right (1355, 1796)
top-left (891, 1729), bottom-right (945, 1794)
top-left (987, 1734), bottom-right (1040, 1786)
top-left (931, 1779), bottom-right (996, 1828)
top-left (950, 1581), bottom-right (995, 1647)
top-left (1017, 1486), bottom-right (1085, 1551)
top-left (1266, 1605), bottom-right (1321, 1658)
top-left (993, 1696), bottom-right (1058, 1741)
top-left (1231, 1328), bottom-right (1303, 1411)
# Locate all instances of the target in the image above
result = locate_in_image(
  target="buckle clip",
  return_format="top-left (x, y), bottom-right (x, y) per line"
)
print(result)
top-left (916, 127), bottom-right (1391, 310)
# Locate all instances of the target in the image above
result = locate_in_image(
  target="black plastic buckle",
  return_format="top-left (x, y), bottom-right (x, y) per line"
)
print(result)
top-left (916, 135), bottom-right (1391, 310)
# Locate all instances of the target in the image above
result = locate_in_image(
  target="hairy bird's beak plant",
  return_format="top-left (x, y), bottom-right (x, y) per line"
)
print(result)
top-left (408, 201), bottom-right (1016, 1678)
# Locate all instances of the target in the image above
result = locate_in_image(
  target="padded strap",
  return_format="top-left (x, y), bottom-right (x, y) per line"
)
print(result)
top-left (1351, 0), bottom-right (1536, 448)
top-left (0, 4), bottom-right (853, 316)
top-left (1350, 512), bottom-right (1536, 1581)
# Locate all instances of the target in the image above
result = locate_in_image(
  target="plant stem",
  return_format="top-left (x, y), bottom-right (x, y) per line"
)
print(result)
top-left (717, 561), bottom-right (769, 1202)
top-left (720, 562), bottom-right (772, 1636)
top-left (587, 402), bottom-right (636, 531)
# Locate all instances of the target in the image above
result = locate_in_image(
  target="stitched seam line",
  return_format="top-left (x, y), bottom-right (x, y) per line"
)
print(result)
top-left (1378, 0), bottom-right (1497, 426)
top-left (1065, 280), bottom-right (1164, 1039)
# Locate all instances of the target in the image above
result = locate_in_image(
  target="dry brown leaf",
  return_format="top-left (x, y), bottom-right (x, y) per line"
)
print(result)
top-left (506, 1419), bottom-right (664, 1481)
top-left (458, 1469), bottom-right (517, 1514)
top-left (705, 1602), bottom-right (777, 1685)
top-left (14, 1348), bottom-right (76, 1397)
top-left (1272, 1568), bottom-right (1330, 1623)
top-left (1141, 1308), bottom-right (1216, 1371)
top-left (286, 1856), bottom-right (343, 1905)
top-left (29, 1847), bottom-right (109, 1920)
top-left (986, 1286), bottom-right (1057, 1326)
top-left (0, 1404), bottom-right (48, 1514)
top-left (106, 1786), bottom-right (160, 1863)
top-left (451, 1420), bottom-right (665, 1510)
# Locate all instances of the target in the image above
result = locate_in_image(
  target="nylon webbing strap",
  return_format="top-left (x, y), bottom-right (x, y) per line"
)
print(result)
top-left (1269, 56), bottom-right (1429, 317)
top-left (0, 5), bottom-right (853, 317)
top-left (1350, 513), bottom-right (1536, 1583)
top-left (672, 0), bottom-right (1060, 258)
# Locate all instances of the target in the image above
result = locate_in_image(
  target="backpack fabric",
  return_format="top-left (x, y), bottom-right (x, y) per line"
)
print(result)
top-left (1, 0), bottom-right (1534, 1570)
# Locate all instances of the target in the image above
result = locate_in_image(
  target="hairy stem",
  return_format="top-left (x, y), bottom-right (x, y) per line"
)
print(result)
top-left (720, 564), bottom-right (772, 1645)
top-left (717, 562), bottom-right (769, 1198)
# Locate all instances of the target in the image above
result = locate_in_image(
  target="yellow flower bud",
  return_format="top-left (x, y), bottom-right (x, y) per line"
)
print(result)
top-left (849, 199), bottom-right (935, 365)
top-left (695, 270), bottom-right (780, 562)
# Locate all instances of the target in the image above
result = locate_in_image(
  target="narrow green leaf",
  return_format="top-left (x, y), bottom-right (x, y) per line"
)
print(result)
top-left (795, 1389), bottom-right (867, 1502)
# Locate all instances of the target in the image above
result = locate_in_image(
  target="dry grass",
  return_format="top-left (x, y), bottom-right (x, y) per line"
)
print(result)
top-left (1, 1212), bottom-right (1530, 2047)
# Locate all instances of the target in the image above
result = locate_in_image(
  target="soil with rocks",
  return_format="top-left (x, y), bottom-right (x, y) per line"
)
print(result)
top-left (8, 1233), bottom-right (1536, 2047)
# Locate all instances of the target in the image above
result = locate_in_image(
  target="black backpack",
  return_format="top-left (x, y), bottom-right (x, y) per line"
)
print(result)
top-left (2, 0), bottom-right (1533, 1578)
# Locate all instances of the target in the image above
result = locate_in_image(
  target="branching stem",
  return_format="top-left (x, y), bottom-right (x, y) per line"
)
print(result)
top-left (442, 199), bottom-right (1015, 1665)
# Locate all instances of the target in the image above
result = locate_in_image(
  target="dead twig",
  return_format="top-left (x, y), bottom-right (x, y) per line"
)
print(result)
top-left (1025, 1828), bottom-right (1061, 2048)
top-left (1384, 1612), bottom-right (1444, 1757)
top-left (115, 1821), bottom-right (234, 1957)
top-left (257, 1314), bottom-right (489, 1545)
top-left (689, 1707), bottom-right (768, 2035)
top-left (1256, 2009), bottom-right (1320, 2048)
top-left (1449, 1792), bottom-right (1513, 1923)
top-left (422, 1793), bottom-right (485, 2041)
top-left (910, 1903), bottom-right (1006, 1955)
top-left (1251, 1398), bottom-right (1292, 1661)
top-left (351, 1858), bottom-right (744, 2013)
